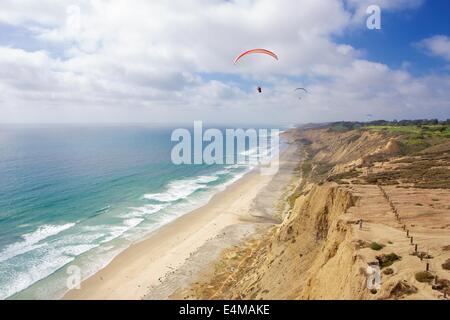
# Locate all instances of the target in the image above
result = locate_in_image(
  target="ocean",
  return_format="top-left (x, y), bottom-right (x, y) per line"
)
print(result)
top-left (0, 124), bottom-right (283, 299)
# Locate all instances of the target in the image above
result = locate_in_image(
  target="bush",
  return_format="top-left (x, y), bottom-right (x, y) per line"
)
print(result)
top-left (376, 253), bottom-right (401, 268)
top-left (442, 259), bottom-right (450, 270)
top-left (415, 271), bottom-right (434, 283)
top-left (370, 242), bottom-right (385, 251)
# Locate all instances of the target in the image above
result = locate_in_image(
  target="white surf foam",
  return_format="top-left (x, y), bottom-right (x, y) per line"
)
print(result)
top-left (123, 204), bottom-right (168, 219)
top-left (0, 248), bottom-right (75, 300)
top-left (0, 223), bottom-right (75, 263)
top-left (100, 218), bottom-right (144, 244)
top-left (143, 175), bottom-right (218, 203)
top-left (195, 175), bottom-right (219, 184)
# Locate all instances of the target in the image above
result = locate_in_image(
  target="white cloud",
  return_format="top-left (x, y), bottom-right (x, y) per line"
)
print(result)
top-left (417, 35), bottom-right (450, 62)
top-left (0, 0), bottom-right (448, 124)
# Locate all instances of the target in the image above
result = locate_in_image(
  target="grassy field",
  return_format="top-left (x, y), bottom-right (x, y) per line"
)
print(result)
top-left (364, 125), bottom-right (450, 151)
top-left (365, 125), bottom-right (450, 138)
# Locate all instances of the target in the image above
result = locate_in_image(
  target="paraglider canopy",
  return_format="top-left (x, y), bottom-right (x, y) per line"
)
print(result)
top-left (234, 49), bottom-right (279, 65)
top-left (294, 87), bottom-right (308, 100)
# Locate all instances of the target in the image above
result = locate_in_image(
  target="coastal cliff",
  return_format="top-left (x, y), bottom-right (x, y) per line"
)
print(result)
top-left (177, 124), bottom-right (450, 300)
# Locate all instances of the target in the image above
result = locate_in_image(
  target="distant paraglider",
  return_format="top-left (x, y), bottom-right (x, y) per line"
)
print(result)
top-left (295, 87), bottom-right (309, 100)
top-left (234, 49), bottom-right (279, 93)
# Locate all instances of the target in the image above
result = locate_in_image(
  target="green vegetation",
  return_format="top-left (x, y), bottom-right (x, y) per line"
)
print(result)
top-left (326, 120), bottom-right (450, 156)
top-left (366, 125), bottom-right (450, 141)
top-left (376, 253), bottom-right (401, 268)
top-left (370, 242), bottom-right (385, 251)
top-left (365, 125), bottom-right (422, 135)
top-left (442, 259), bottom-right (450, 270)
top-left (301, 161), bottom-right (312, 177)
top-left (328, 119), bottom-right (450, 132)
top-left (311, 162), bottom-right (334, 183)
top-left (327, 170), bottom-right (360, 184)
top-left (287, 187), bottom-right (302, 209)
top-left (298, 138), bottom-right (312, 146)
top-left (365, 124), bottom-right (450, 156)
top-left (358, 152), bottom-right (450, 189)
top-left (415, 271), bottom-right (434, 283)
top-left (383, 268), bottom-right (394, 275)
top-left (327, 122), bottom-right (362, 132)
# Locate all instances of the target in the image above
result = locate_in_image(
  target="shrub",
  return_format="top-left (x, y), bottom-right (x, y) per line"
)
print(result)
top-left (442, 259), bottom-right (450, 270)
top-left (376, 253), bottom-right (401, 268)
top-left (370, 242), bottom-right (385, 251)
top-left (415, 271), bottom-right (434, 283)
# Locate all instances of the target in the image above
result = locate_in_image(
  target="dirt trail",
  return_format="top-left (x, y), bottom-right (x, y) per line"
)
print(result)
top-left (345, 183), bottom-right (450, 299)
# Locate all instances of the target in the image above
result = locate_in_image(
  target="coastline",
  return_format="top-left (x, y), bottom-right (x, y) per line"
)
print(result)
top-left (64, 135), bottom-right (300, 300)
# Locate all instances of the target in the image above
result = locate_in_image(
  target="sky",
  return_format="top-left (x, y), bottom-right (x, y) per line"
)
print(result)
top-left (0, 0), bottom-right (449, 125)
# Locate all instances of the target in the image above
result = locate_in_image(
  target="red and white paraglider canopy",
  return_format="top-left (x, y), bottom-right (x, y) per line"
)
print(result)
top-left (233, 49), bottom-right (278, 65)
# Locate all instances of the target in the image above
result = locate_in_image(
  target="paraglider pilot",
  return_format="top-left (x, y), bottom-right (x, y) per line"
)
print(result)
top-left (257, 86), bottom-right (262, 93)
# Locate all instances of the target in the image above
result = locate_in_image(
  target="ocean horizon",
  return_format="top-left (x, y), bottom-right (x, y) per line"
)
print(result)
top-left (0, 124), bottom-right (284, 299)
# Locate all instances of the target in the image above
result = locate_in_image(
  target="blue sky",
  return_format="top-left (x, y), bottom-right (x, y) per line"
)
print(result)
top-left (0, 0), bottom-right (449, 124)
top-left (340, 1), bottom-right (450, 75)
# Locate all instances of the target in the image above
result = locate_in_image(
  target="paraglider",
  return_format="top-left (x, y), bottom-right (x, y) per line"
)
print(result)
top-left (234, 49), bottom-right (278, 93)
top-left (294, 87), bottom-right (308, 100)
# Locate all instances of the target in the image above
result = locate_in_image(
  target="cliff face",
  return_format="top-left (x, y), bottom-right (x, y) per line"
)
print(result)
top-left (184, 184), bottom-right (366, 300)
top-left (293, 186), bottom-right (365, 299)
top-left (253, 185), bottom-right (365, 300)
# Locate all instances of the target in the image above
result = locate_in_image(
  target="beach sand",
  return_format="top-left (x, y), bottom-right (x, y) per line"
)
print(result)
top-left (64, 139), bottom-right (299, 300)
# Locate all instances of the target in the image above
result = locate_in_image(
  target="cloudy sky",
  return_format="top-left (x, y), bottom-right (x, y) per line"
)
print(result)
top-left (0, 0), bottom-right (449, 124)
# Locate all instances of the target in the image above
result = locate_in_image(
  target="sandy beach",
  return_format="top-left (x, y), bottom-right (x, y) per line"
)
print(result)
top-left (64, 139), bottom-right (299, 300)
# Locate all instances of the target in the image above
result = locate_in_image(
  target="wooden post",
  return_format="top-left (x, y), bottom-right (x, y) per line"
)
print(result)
top-left (410, 237), bottom-right (413, 244)
top-left (359, 220), bottom-right (363, 230)
top-left (406, 230), bottom-right (409, 237)
top-left (415, 244), bottom-right (418, 253)
top-left (403, 225), bottom-right (406, 231)
top-left (426, 263), bottom-right (430, 272)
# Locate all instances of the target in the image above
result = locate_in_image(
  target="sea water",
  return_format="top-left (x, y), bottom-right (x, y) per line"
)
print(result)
top-left (0, 124), bottom-right (283, 299)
